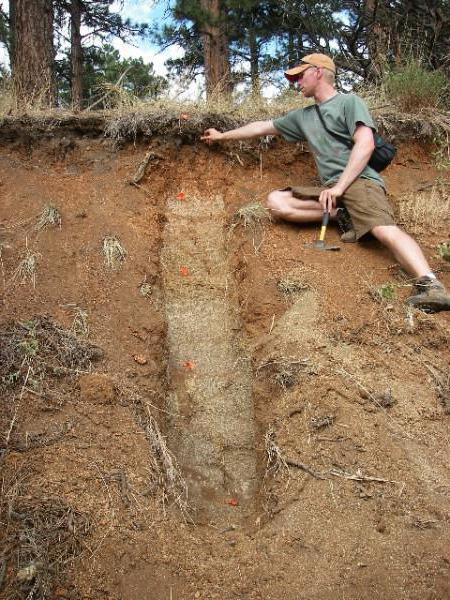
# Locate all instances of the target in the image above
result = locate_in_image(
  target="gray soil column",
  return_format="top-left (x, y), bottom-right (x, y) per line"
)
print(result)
top-left (161, 193), bottom-right (257, 524)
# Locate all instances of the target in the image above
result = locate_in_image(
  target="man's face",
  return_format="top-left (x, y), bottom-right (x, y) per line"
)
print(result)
top-left (297, 66), bottom-right (319, 97)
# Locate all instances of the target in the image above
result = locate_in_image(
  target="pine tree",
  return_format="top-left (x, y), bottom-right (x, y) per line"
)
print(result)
top-left (56, 44), bottom-right (168, 108)
top-left (155, 0), bottom-right (342, 98)
top-left (55, 0), bottom-right (149, 110)
top-left (338, 0), bottom-right (450, 79)
top-left (10, 0), bottom-right (55, 108)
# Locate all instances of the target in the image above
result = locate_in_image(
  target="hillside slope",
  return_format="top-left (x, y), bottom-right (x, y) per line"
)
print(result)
top-left (0, 121), bottom-right (449, 600)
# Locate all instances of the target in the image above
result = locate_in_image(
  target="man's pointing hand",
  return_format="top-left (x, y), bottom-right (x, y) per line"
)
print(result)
top-left (201, 128), bottom-right (224, 144)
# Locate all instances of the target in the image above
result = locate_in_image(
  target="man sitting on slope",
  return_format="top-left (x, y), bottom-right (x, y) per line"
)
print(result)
top-left (201, 53), bottom-right (450, 313)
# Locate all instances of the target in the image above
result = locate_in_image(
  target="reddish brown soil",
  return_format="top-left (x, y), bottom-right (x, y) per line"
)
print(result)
top-left (1, 130), bottom-right (449, 600)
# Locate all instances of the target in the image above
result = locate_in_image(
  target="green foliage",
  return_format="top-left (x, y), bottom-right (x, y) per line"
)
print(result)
top-left (437, 243), bottom-right (450, 262)
top-left (153, 0), bottom-right (341, 96)
top-left (375, 282), bottom-right (396, 302)
top-left (56, 44), bottom-right (168, 108)
top-left (19, 320), bottom-right (39, 357)
top-left (382, 59), bottom-right (448, 112)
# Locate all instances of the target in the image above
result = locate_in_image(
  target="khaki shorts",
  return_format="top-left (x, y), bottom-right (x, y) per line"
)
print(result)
top-left (288, 178), bottom-right (396, 240)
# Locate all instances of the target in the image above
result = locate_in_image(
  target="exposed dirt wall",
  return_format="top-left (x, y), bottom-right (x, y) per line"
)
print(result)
top-left (0, 130), bottom-right (449, 599)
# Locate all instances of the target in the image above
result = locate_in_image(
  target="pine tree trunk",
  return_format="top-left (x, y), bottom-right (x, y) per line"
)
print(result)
top-left (249, 31), bottom-right (260, 98)
top-left (363, 0), bottom-right (388, 78)
top-left (70, 0), bottom-right (83, 111)
top-left (287, 31), bottom-right (296, 68)
top-left (200, 0), bottom-right (232, 97)
top-left (12, 0), bottom-right (54, 108)
top-left (9, 0), bottom-right (16, 75)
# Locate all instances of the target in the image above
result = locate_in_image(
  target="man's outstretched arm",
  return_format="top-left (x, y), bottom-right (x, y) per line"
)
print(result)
top-left (201, 120), bottom-right (279, 143)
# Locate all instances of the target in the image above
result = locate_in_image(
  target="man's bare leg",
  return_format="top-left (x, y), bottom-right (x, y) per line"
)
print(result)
top-left (371, 225), bottom-right (431, 278)
top-left (266, 190), bottom-right (337, 223)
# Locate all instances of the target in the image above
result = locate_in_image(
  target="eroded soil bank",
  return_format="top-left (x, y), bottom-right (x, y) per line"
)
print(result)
top-left (0, 125), bottom-right (450, 599)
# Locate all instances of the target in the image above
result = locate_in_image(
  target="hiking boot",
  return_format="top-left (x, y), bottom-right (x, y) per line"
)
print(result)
top-left (407, 276), bottom-right (450, 313)
top-left (340, 229), bottom-right (357, 243)
top-left (336, 207), bottom-right (356, 243)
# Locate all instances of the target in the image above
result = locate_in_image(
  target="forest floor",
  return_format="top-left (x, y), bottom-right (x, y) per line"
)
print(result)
top-left (0, 116), bottom-right (450, 600)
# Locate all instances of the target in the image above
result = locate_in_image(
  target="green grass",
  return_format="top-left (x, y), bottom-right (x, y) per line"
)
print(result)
top-left (371, 282), bottom-right (397, 303)
top-left (382, 59), bottom-right (448, 112)
top-left (437, 242), bottom-right (450, 262)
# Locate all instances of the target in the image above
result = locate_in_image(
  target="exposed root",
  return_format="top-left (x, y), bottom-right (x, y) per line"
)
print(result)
top-left (116, 384), bottom-right (190, 519)
top-left (230, 202), bottom-right (272, 253)
top-left (3, 420), bottom-right (76, 453)
top-left (329, 467), bottom-right (392, 484)
top-left (129, 149), bottom-right (164, 184)
top-left (265, 426), bottom-right (326, 480)
top-left (145, 411), bottom-right (190, 518)
top-left (264, 426), bottom-right (289, 477)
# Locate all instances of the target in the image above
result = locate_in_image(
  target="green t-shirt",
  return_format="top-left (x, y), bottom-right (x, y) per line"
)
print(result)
top-left (273, 93), bottom-right (385, 188)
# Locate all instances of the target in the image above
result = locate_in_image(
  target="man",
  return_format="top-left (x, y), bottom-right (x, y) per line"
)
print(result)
top-left (201, 53), bottom-right (450, 313)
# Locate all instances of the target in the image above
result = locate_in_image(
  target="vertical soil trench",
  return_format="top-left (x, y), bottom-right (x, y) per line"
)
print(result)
top-left (162, 193), bottom-right (257, 524)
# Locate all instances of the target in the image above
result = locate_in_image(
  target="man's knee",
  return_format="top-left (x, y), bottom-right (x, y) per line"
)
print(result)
top-left (371, 224), bottom-right (400, 244)
top-left (266, 190), bottom-right (291, 214)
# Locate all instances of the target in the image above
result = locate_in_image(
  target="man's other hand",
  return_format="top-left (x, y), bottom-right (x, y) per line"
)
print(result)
top-left (319, 185), bottom-right (344, 213)
top-left (201, 128), bottom-right (224, 144)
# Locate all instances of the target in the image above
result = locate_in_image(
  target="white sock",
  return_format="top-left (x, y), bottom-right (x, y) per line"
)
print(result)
top-left (425, 272), bottom-right (437, 280)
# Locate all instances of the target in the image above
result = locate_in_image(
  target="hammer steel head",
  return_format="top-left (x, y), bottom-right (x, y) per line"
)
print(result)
top-left (305, 240), bottom-right (341, 251)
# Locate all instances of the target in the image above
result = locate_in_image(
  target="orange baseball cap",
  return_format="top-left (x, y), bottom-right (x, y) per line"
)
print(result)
top-left (284, 53), bottom-right (336, 82)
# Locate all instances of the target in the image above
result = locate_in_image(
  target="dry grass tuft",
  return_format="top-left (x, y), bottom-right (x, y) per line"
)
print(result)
top-left (398, 184), bottom-right (450, 234)
top-left (35, 205), bottom-right (61, 231)
top-left (0, 480), bottom-right (90, 600)
top-left (0, 316), bottom-right (103, 395)
top-left (12, 243), bottom-right (40, 288)
top-left (257, 356), bottom-right (309, 390)
top-left (139, 282), bottom-right (152, 297)
top-left (230, 202), bottom-right (272, 253)
top-left (277, 277), bottom-right (310, 295)
top-left (64, 304), bottom-right (89, 337)
top-left (103, 93), bottom-right (309, 142)
top-left (102, 236), bottom-right (127, 270)
top-left (95, 81), bottom-right (139, 111)
top-left (232, 202), bottom-right (272, 229)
